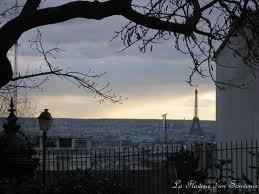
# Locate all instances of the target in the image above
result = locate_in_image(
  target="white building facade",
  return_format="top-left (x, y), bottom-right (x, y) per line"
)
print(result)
top-left (215, 24), bottom-right (259, 183)
top-left (215, 26), bottom-right (259, 142)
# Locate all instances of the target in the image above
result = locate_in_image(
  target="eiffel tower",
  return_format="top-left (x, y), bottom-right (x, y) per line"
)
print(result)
top-left (190, 89), bottom-right (203, 135)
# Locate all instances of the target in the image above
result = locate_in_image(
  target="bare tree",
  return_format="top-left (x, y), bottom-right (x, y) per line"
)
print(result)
top-left (0, 0), bottom-right (258, 93)
top-left (0, 92), bottom-right (36, 118)
top-left (3, 28), bottom-right (121, 103)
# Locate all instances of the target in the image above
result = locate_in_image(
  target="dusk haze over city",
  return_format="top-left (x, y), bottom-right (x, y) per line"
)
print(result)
top-left (1, 1), bottom-right (259, 194)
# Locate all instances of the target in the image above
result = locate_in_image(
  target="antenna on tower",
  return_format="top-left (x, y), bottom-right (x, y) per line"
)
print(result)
top-left (13, 0), bottom-right (19, 108)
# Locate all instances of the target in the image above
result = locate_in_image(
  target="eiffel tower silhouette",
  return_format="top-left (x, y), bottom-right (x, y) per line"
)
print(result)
top-left (190, 89), bottom-right (203, 135)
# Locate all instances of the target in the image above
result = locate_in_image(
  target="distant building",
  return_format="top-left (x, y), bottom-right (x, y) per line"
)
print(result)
top-left (190, 89), bottom-right (203, 135)
top-left (215, 13), bottom-right (259, 142)
top-left (34, 136), bottom-right (91, 150)
top-left (34, 136), bottom-right (92, 171)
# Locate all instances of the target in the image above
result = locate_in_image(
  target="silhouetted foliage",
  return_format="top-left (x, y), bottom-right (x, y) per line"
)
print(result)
top-left (166, 146), bottom-right (208, 193)
top-left (7, 170), bottom-right (130, 194)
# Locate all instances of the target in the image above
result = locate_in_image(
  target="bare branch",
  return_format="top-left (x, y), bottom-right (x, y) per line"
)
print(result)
top-left (8, 29), bottom-right (125, 103)
top-left (20, 0), bottom-right (41, 16)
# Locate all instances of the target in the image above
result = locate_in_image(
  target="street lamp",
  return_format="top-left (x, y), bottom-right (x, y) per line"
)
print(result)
top-left (38, 109), bottom-right (53, 185)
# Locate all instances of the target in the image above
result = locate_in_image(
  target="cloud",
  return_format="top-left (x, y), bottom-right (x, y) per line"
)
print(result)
top-left (9, 2), bottom-right (215, 120)
top-left (32, 88), bottom-right (215, 120)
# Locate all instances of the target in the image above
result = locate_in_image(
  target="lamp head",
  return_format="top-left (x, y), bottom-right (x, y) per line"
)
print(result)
top-left (38, 109), bottom-right (53, 131)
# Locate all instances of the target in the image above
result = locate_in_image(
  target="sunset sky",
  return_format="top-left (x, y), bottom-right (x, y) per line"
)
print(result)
top-left (10, 1), bottom-right (216, 120)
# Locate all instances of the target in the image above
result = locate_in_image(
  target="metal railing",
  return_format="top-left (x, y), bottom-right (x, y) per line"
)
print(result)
top-left (34, 140), bottom-right (259, 194)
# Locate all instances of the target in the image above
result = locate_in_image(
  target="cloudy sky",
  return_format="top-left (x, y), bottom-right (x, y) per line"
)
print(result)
top-left (8, 0), bottom-right (216, 120)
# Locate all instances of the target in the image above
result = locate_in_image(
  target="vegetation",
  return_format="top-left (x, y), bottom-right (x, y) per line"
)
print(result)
top-left (5, 171), bottom-right (130, 194)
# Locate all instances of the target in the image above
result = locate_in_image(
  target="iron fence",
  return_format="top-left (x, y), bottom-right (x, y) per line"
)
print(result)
top-left (34, 140), bottom-right (259, 194)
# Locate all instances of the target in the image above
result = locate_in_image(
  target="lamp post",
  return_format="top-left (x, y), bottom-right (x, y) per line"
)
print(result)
top-left (38, 109), bottom-right (53, 185)
top-left (162, 114), bottom-right (168, 145)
